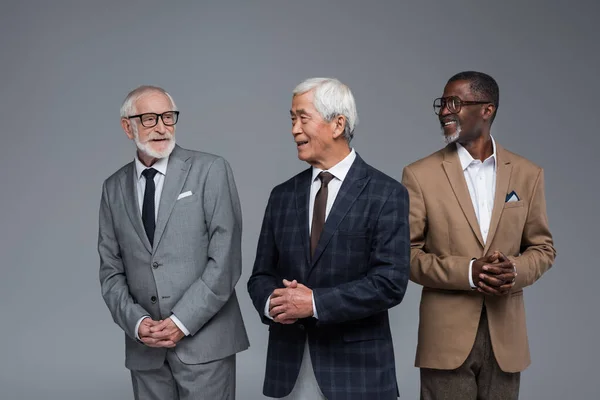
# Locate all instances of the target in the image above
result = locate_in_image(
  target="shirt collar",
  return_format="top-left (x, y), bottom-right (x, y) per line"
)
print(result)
top-left (311, 148), bottom-right (357, 183)
top-left (135, 155), bottom-right (169, 180)
top-left (456, 136), bottom-right (497, 171)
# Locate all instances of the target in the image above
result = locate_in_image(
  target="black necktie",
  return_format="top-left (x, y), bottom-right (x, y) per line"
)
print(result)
top-left (310, 171), bottom-right (334, 257)
top-left (141, 168), bottom-right (158, 246)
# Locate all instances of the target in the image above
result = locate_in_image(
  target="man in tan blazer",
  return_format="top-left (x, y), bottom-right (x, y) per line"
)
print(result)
top-left (402, 71), bottom-right (556, 400)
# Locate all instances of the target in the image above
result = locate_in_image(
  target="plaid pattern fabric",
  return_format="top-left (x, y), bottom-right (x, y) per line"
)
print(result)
top-left (248, 154), bottom-right (410, 399)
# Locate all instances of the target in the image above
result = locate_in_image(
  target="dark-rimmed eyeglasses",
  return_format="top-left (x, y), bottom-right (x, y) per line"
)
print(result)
top-left (433, 96), bottom-right (492, 115)
top-left (127, 111), bottom-right (180, 127)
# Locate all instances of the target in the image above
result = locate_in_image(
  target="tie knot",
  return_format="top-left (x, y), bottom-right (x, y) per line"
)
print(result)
top-left (318, 171), bottom-right (334, 187)
top-left (142, 168), bottom-right (158, 180)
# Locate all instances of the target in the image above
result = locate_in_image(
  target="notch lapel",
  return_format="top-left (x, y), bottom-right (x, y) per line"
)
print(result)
top-left (153, 148), bottom-right (192, 252)
top-left (484, 144), bottom-right (512, 254)
top-left (309, 155), bottom-right (369, 270)
top-left (119, 163), bottom-right (153, 254)
top-left (295, 169), bottom-right (313, 269)
top-left (442, 145), bottom-right (485, 248)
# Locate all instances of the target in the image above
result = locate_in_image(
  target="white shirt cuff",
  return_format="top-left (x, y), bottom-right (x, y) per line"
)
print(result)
top-left (312, 292), bottom-right (318, 319)
top-left (469, 258), bottom-right (476, 289)
top-left (264, 296), bottom-right (274, 320)
top-left (134, 316), bottom-right (150, 340)
top-left (170, 314), bottom-right (190, 336)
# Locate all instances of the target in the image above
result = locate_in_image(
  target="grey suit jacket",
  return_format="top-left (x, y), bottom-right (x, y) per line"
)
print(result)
top-left (98, 145), bottom-right (249, 370)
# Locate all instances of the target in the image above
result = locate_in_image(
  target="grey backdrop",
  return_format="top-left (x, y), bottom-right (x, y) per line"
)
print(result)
top-left (1, 1), bottom-right (597, 399)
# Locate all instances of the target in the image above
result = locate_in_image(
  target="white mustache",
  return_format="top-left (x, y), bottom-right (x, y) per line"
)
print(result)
top-left (143, 133), bottom-right (173, 143)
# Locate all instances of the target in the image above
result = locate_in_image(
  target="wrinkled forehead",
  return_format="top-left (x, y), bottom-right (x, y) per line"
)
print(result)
top-left (134, 91), bottom-right (173, 113)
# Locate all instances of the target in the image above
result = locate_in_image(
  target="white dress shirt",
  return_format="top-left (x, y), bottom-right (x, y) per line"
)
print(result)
top-left (263, 149), bottom-right (357, 320)
top-left (456, 138), bottom-right (497, 288)
top-left (133, 155), bottom-right (190, 340)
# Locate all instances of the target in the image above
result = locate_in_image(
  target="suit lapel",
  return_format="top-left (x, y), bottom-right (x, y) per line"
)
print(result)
top-left (119, 162), bottom-right (153, 254)
top-left (153, 146), bottom-right (192, 252)
top-left (310, 155), bottom-right (369, 269)
top-left (442, 145), bottom-right (485, 248)
top-left (484, 144), bottom-right (512, 254)
top-left (295, 168), bottom-right (313, 269)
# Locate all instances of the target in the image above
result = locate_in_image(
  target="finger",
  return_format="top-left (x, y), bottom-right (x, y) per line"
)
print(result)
top-left (493, 273), bottom-right (516, 282)
top-left (272, 289), bottom-right (287, 298)
top-left (487, 252), bottom-right (500, 263)
top-left (269, 305), bottom-right (286, 317)
top-left (482, 264), bottom-right (514, 275)
top-left (274, 312), bottom-right (298, 323)
top-left (496, 251), bottom-right (510, 262)
top-left (269, 296), bottom-right (287, 308)
top-left (477, 281), bottom-right (502, 296)
top-left (150, 319), bottom-right (170, 333)
top-left (150, 329), bottom-right (175, 340)
top-left (478, 274), bottom-right (505, 287)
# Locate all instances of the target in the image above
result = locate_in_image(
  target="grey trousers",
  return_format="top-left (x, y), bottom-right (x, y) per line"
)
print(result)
top-left (130, 350), bottom-right (236, 400)
top-left (420, 308), bottom-right (520, 400)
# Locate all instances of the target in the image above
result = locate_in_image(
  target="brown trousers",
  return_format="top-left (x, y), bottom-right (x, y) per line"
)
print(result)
top-left (420, 307), bottom-right (520, 400)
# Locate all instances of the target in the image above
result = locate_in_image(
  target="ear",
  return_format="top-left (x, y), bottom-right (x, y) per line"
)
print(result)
top-left (121, 117), bottom-right (135, 140)
top-left (331, 115), bottom-right (347, 140)
top-left (482, 103), bottom-right (496, 122)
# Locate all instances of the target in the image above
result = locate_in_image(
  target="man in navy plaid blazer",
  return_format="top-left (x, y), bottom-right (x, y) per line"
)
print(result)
top-left (248, 78), bottom-right (410, 399)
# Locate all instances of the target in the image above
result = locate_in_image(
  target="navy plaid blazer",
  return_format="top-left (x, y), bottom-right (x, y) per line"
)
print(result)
top-left (248, 154), bottom-right (410, 399)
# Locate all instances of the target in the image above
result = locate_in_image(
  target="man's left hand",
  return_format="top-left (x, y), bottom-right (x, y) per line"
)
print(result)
top-left (269, 279), bottom-right (314, 323)
top-left (148, 318), bottom-right (185, 344)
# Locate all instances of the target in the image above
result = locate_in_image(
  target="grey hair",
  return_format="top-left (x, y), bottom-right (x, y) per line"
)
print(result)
top-left (292, 77), bottom-right (358, 143)
top-left (120, 85), bottom-right (177, 118)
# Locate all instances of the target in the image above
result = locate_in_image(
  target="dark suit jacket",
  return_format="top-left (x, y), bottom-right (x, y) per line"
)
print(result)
top-left (248, 154), bottom-right (410, 400)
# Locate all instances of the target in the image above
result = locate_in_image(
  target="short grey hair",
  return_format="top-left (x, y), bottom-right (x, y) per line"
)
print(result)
top-left (292, 77), bottom-right (358, 143)
top-left (120, 85), bottom-right (177, 118)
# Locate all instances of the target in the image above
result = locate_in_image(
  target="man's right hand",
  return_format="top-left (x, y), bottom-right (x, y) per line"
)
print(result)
top-left (138, 318), bottom-right (176, 348)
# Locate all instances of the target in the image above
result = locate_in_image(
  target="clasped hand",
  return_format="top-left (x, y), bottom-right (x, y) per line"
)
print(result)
top-left (138, 317), bottom-right (185, 348)
top-left (473, 251), bottom-right (517, 296)
top-left (269, 279), bottom-right (314, 324)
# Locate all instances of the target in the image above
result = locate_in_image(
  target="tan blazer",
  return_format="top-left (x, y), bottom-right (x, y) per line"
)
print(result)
top-left (401, 142), bottom-right (556, 373)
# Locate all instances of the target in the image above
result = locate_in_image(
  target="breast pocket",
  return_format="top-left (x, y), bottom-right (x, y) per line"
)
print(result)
top-left (494, 200), bottom-right (528, 250)
top-left (175, 192), bottom-right (198, 206)
top-left (503, 200), bottom-right (524, 209)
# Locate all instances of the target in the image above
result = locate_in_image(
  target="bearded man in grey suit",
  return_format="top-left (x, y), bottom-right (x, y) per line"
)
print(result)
top-left (98, 85), bottom-right (249, 400)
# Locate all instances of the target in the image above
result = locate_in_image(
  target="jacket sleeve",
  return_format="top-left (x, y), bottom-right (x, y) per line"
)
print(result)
top-left (98, 181), bottom-right (149, 339)
top-left (402, 165), bottom-right (473, 290)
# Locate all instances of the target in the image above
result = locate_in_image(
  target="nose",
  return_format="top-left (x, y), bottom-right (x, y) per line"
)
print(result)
top-left (154, 118), bottom-right (167, 134)
top-left (291, 119), bottom-right (302, 136)
top-left (439, 102), bottom-right (452, 118)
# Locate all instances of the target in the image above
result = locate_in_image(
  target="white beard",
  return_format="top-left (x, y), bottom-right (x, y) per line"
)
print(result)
top-left (442, 121), bottom-right (461, 145)
top-left (133, 125), bottom-right (176, 159)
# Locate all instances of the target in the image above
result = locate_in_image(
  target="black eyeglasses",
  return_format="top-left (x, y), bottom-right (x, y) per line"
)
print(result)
top-left (127, 111), bottom-right (180, 127)
top-left (433, 96), bottom-right (492, 115)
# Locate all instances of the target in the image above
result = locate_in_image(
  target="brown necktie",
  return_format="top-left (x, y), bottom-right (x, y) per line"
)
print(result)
top-left (311, 171), bottom-right (334, 257)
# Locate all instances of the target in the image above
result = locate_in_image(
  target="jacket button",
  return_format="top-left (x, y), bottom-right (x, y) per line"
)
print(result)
top-left (150, 296), bottom-right (157, 303)
top-left (152, 262), bottom-right (159, 269)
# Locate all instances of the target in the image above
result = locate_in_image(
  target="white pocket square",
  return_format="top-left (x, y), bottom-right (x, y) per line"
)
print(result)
top-left (177, 191), bottom-right (192, 200)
